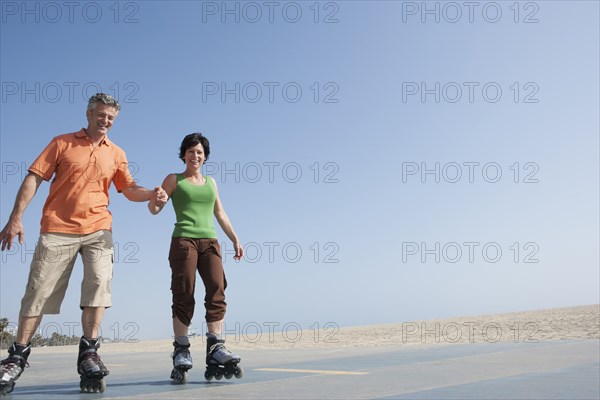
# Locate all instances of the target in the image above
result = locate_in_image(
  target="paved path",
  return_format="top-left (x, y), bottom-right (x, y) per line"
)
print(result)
top-left (6, 340), bottom-right (599, 399)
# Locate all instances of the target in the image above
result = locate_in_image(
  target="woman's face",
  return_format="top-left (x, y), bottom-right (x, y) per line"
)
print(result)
top-left (184, 143), bottom-right (205, 170)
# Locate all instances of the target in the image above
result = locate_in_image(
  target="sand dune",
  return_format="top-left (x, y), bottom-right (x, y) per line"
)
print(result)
top-left (225, 304), bottom-right (600, 350)
top-left (29, 304), bottom-right (598, 356)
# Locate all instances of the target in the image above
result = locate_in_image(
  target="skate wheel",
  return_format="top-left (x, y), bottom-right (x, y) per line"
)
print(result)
top-left (214, 371), bottom-right (223, 380)
top-left (204, 370), bottom-right (213, 381)
top-left (234, 366), bottom-right (244, 379)
top-left (1, 382), bottom-right (16, 396)
top-left (171, 369), bottom-right (188, 384)
top-left (224, 370), bottom-right (233, 379)
top-left (81, 384), bottom-right (94, 393)
top-left (79, 377), bottom-right (105, 393)
top-left (80, 381), bottom-right (91, 393)
top-left (176, 370), bottom-right (188, 384)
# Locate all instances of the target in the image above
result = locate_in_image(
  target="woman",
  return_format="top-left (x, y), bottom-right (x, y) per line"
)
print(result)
top-left (149, 133), bottom-right (244, 382)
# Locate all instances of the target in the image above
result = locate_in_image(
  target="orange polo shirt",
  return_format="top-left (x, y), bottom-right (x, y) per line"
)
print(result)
top-left (28, 129), bottom-right (136, 234)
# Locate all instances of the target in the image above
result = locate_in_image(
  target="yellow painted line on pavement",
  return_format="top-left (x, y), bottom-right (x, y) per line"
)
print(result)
top-left (255, 368), bottom-right (368, 376)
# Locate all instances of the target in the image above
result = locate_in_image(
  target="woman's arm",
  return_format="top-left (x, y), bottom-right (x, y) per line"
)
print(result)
top-left (211, 177), bottom-right (243, 260)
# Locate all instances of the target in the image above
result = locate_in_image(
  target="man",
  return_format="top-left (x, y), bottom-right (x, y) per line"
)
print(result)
top-left (0, 93), bottom-right (159, 394)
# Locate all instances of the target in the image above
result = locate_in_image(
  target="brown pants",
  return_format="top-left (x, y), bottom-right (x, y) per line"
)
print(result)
top-left (169, 237), bottom-right (227, 326)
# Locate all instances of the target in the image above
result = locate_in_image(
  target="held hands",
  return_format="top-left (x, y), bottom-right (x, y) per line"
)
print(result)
top-left (153, 186), bottom-right (168, 207)
top-left (148, 186), bottom-right (169, 215)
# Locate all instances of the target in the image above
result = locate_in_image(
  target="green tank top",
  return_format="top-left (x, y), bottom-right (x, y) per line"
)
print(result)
top-left (170, 174), bottom-right (217, 238)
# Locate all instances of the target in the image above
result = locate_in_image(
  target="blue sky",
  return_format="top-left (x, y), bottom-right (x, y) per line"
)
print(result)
top-left (1, 1), bottom-right (598, 341)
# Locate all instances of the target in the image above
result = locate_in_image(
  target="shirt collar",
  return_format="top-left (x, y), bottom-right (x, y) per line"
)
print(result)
top-left (77, 128), bottom-right (110, 147)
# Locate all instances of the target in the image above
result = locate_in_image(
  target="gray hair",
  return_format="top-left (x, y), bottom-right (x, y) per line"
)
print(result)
top-left (87, 93), bottom-right (121, 112)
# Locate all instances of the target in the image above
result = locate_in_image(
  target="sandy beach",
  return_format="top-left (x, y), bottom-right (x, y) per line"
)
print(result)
top-left (29, 304), bottom-right (599, 355)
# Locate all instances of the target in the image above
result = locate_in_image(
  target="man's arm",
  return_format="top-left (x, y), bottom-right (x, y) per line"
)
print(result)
top-left (121, 185), bottom-right (155, 202)
top-left (0, 172), bottom-right (44, 251)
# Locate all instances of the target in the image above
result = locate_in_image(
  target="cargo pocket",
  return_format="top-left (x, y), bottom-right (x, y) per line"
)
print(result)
top-left (169, 240), bottom-right (191, 294)
top-left (170, 271), bottom-right (186, 293)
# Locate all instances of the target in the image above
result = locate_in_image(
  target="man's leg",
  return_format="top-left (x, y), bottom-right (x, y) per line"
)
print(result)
top-left (77, 230), bottom-right (112, 389)
top-left (82, 307), bottom-right (105, 339)
top-left (2, 233), bottom-right (79, 394)
top-left (79, 230), bottom-right (114, 338)
top-left (77, 306), bottom-right (109, 392)
top-left (16, 315), bottom-right (43, 344)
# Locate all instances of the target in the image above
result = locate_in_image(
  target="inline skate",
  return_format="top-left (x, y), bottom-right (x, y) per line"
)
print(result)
top-left (170, 341), bottom-right (193, 384)
top-left (77, 337), bottom-right (108, 393)
top-left (0, 343), bottom-right (31, 397)
top-left (204, 333), bottom-right (243, 381)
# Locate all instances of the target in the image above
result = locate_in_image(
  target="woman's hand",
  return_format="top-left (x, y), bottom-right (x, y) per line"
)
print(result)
top-left (234, 241), bottom-right (244, 261)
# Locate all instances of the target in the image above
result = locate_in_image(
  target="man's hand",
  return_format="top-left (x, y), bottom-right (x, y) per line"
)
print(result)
top-left (153, 186), bottom-right (168, 207)
top-left (0, 217), bottom-right (24, 251)
top-left (0, 172), bottom-right (42, 251)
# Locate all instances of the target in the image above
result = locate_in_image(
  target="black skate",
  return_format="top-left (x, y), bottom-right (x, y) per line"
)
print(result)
top-left (0, 343), bottom-right (31, 397)
top-left (77, 337), bottom-right (108, 393)
top-left (204, 334), bottom-right (243, 381)
top-left (170, 341), bottom-right (193, 384)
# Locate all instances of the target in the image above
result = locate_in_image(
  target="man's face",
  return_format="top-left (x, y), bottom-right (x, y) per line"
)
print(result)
top-left (86, 103), bottom-right (118, 135)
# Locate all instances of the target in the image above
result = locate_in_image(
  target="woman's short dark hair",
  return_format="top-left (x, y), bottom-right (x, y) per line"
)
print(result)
top-left (179, 133), bottom-right (210, 163)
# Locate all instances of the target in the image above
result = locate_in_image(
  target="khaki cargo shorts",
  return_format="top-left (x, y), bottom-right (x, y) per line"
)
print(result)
top-left (19, 230), bottom-right (114, 317)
